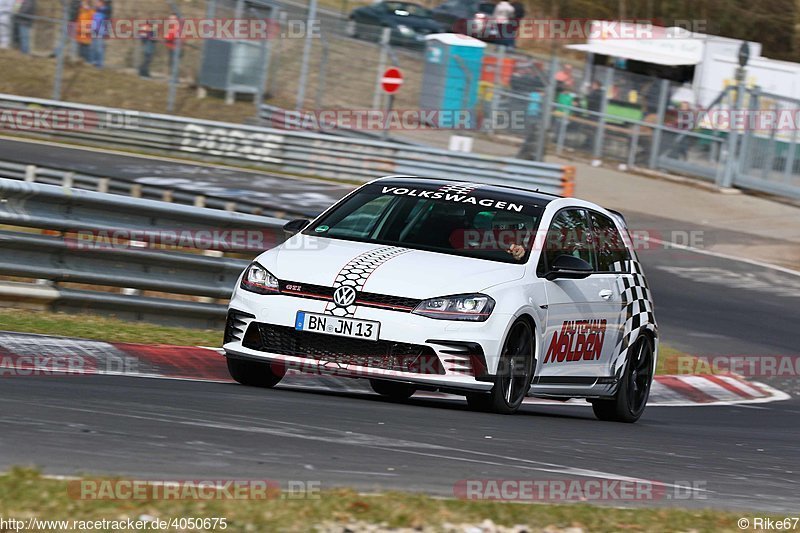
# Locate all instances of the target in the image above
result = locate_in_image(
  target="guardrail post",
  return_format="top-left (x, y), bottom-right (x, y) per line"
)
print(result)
top-left (24, 165), bottom-right (37, 182)
top-left (647, 79), bottom-right (670, 170)
top-left (194, 195), bottom-right (206, 208)
top-left (130, 184), bottom-right (142, 198)
top-left (162, 190), bottom-right (174, 203)
top-left (97, 178), bottom-right (109, 193)
top-left (62, 172), bottom-right (74, 188)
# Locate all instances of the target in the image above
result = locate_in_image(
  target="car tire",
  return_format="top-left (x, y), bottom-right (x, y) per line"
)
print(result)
top-left (591, 335), bottom-right (654, 423)
top-left (369, 379), bottom-right (416, 400)
top-left (226, 357), bottom-right (284, 388)
top-left (465, 319), bottom-right (535, 414)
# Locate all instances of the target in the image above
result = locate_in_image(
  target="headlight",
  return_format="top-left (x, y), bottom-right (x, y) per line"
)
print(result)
top-left (396, 24), bottom-right (415, 36)
top-left (240, 262), bottom-right (279, 294)
top-left (412, 294), bottom-right (495, 322)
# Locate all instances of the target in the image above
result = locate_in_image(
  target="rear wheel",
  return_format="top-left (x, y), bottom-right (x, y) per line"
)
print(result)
top-left (591, 335), bottom-right (654, 423)
top-left (466, 319), bottom-right (535, 414)
top-left (369, 379), bottom-right (416, 400)
top-left (226, 357), bottom-right (284, 388)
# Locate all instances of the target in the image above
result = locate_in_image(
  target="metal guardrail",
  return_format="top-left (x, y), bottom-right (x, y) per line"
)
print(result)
top-left (0, 177), bottom-right (286, 329)
top-left (0, 160), bottom-right (312, 218)
top-left (0, 93), bottom-right (574, 196)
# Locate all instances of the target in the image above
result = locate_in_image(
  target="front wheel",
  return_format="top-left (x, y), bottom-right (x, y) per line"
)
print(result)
top-left (226, 357), bottom-right (284, 388)
top-left (466, 319), bottom-right (535, 414)
top-left (369, 379), bottom-right (416, 400)
top-left (591, 335), bottom-right (654, 423)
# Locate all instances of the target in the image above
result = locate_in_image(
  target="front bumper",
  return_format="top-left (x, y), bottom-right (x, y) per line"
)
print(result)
top-left (223, 290), bottom-right (513, 392)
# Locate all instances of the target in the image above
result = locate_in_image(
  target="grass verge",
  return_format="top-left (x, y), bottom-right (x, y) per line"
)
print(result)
top-left (0, 468), bottom-right (752, 533)
top-left (0, 309), bottom-right (220, 347)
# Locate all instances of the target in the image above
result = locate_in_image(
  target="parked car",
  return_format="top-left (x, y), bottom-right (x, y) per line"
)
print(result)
top-left (431, 0), bottom-right (504, 42)
top-left (346, 1), bottom-right (445, 48)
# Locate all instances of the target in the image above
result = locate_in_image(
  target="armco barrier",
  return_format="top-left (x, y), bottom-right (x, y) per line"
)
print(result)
top-left (0, 93), bottom-right (574, 196)
top-left (0, 177), bottom-right (286, 328)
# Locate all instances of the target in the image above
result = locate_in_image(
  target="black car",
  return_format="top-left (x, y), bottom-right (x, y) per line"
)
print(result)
top-left (346, 1), bottom-right (444, 48)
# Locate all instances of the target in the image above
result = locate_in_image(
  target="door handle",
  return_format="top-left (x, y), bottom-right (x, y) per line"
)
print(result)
top-left (599, 289), bottom-right (614, 300)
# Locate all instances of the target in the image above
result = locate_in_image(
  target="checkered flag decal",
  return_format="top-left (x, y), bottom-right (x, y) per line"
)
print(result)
top-left (611, 259), bottom-right (656, 372)
top-left (325, 246), bottom-right (411, 317)
top-left (437, 183), bottom-right (485, 195)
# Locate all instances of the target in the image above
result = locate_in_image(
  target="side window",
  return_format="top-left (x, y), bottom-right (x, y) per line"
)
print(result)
top-left (539, 209), bottom-right (595, 273)
top-left (591, 212), bottom-right (630, 272)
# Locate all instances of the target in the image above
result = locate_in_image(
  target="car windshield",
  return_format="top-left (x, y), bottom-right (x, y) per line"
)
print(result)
top-left (383, 2), bottom-right (431, 17)
top-left (306, 183), bottom-right (545, 264)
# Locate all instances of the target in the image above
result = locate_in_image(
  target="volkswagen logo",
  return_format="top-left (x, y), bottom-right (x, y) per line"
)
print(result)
top-left (333, 286), bottom-right (358, 307)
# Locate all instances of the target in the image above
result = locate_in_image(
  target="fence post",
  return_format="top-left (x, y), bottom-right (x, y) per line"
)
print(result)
top-left (592, 67), bottom-right (613, 160)
top-left (488, 44), bottom-right (506, 134)
top-left (372, 27), bottom-right (391, 111)
top-left (52, 0), bottom-right (69, 100)
top-left (534, 55), bottom-right (558, 161)
top-left (648, 79), bottom-right (670, 169)
top-left (315, 34), bottom-right (330, 110)
top-left (719, 68), bottom-right (746, 188)
top-left (295, 0), bottom-right (318, 110)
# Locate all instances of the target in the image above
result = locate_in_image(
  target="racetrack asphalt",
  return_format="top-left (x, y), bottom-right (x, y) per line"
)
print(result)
top-left (0, 138), bottom-right (798, 512)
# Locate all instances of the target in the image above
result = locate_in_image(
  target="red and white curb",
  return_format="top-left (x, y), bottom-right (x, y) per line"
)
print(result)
top-left (0, 331), bottom-right (789, 407)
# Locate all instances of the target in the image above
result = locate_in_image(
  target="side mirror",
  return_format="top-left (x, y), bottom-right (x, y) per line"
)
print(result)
top-left (283, 219), bottom-right (310, 236)
top-left (545, 254), bottom-right (593, 281)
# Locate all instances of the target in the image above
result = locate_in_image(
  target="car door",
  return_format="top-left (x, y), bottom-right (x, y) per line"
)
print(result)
top-left (587, 210), bottom-right (631, 376)
top-left (535, 208), bottom-right (619, 379)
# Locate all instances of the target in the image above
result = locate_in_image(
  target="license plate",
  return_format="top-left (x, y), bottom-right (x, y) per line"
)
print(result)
top-left (295, 312), bottom-right (380, 341)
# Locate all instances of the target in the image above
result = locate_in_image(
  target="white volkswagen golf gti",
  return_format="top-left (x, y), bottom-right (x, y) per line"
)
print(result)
top-left (223, 177), bottom-right (658, 422)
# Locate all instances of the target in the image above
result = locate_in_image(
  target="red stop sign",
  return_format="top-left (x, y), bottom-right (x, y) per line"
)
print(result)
top-left (381, 67), bottom-right (404, 94)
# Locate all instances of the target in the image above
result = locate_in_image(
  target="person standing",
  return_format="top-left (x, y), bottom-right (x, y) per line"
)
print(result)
top-left (12, 0), bottom-right (35, 54)
top-left (492, 0), bottom-right (515, 47)
top-left (138, 21), bottom-right (156, 78)
top-left (90, 0), bottom-right (109, 67)
top-left (0, 0), bottom-right (14, 50)
top-left (164, 13), bottom-right (180, 75)
top-left (74, 0), bottom-right (93, 62)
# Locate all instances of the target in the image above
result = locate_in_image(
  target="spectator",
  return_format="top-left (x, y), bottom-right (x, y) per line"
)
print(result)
top-left (90, 0), bottom-right (109, 67)
top-left (164, 13), bottom-right (180, 75)
top-left (138, 21), bottom-right (156, 78)
top-left (74, 0), bottom-right (93, 62)
top-left (0, 0), bottom-right (13, 50)
top-left (492, 0), bottom-right (514, 47)
top-left (554, 63), bottom-right (574, 94)
top-left (12, 0), bottom-right (35, 54)
top-left (587, 79), bottom-right (604, 112)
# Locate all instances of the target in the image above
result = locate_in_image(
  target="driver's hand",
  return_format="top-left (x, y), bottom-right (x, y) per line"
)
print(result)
top-left (507, 243), bottom-right (525, 261)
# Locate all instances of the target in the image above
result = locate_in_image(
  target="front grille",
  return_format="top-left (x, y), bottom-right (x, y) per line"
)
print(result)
top-left (279, 280), bottom-right (421, 312)
top-left (242, 322), bottom-right (444, 375)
